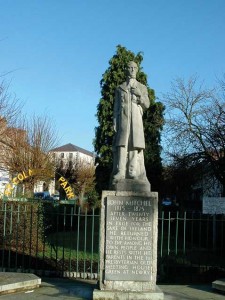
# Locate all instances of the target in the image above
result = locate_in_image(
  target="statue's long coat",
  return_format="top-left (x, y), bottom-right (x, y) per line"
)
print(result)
top-left (113, 80), bottom-right (150, 149)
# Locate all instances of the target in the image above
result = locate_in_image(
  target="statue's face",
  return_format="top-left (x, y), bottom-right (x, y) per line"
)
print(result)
top-left (127, 62), bottom-right (138, 79)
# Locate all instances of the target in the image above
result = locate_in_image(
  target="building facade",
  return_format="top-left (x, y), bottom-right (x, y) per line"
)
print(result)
top-left (50, 143), bottom-right (95, 169)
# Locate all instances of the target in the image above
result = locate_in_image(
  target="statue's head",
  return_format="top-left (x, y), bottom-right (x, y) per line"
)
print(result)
top-left (126, 61), bottom-right (138, 79)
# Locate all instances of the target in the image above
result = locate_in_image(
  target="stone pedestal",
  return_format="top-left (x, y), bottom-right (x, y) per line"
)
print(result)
top-left (110, 178), bottom-right (151, 193)
top-left (93, 189), bottom-right (164, 300)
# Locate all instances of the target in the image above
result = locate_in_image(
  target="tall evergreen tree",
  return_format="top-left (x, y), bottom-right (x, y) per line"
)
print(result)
top-left (94, 45), bottom-right (164, 192)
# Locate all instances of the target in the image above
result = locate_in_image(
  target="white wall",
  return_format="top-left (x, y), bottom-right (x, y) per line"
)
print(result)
top-left (54, 150), bottom-right (94, 167)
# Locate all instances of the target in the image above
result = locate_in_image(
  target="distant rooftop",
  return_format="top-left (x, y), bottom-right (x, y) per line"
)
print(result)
top-left (51, 143), bottom-right (94, 157)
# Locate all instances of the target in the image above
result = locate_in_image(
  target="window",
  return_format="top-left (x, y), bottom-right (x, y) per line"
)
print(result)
top-left (69, 160), bottom-right (73, 169)
top-left (69, 153), bottom-right (73, 159)
top-left (60, 153), bottom-right (64, 158)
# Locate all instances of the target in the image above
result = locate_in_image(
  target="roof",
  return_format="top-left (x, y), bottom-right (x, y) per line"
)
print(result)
top-left (50, 143), bottom-right (94, 157)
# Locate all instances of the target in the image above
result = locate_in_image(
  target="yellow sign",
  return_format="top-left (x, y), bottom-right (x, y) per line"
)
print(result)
top-left (4, 169), bottom-right (34, 196)
top-left (58, 176), bottom-right (75, 199)
top-left (4, 169), bottom-right (75, 199)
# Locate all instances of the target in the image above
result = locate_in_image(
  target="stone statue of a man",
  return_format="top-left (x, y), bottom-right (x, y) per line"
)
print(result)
top-left (112, 61), bottom-right (150, 183)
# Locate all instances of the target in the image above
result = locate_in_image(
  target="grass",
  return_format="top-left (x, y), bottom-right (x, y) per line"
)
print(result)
top-left (43, 230), bottom-right (99, 262)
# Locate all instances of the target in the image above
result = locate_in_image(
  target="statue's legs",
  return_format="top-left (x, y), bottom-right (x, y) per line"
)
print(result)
top-left (128, 150), bottom-right (138, 179)
top-left (138, 150), bottom-right (147, 180)
top-left (128, 149), bottom-right (148, 180)
top-left (113, 146), bottom-right (127, 180)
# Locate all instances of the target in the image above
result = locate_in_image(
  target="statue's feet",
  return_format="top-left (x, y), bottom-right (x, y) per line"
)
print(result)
top-left (113, 172), bottom-right (125, 181)
top-left (128, 171), bottom-right (137, 179)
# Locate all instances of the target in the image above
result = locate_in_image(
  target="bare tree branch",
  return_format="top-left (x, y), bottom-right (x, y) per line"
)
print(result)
top-left (163, 75), bottom-right (225, 188)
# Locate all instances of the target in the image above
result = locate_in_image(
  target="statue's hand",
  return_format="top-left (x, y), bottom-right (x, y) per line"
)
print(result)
top-left (131, 86), bottom-right (142, 97)
top-left (113, 120), bottom-right (117, 132)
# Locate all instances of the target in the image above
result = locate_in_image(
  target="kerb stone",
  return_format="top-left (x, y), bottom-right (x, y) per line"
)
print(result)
top-left (93, 286), bottom-right (164, 300)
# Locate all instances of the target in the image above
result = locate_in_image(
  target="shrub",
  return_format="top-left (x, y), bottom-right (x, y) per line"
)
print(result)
top-left (0, 200), bottom-right (44, 256)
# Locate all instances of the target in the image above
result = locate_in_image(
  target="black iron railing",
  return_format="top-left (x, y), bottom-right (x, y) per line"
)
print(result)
top-left (0, 200), bottom-right (225, 283)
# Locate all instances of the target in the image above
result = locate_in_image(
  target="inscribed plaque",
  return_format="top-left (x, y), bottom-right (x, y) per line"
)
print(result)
top-left (105, 195), bottom-right (153, 281)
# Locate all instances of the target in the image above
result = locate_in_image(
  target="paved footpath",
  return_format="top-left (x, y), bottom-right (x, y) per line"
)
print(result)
top-left (0, 278), bottom-right (224, 300)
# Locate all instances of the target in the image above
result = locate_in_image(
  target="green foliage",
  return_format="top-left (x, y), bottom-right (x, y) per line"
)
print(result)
top-left (85, 189), bottom-right (100, 209)
top-left (94, 45), bottom-right (165, 191)
top-left (144, 101), bottom-right (165, 189)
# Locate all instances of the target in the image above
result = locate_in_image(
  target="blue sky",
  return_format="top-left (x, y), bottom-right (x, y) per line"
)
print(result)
top-left (0, 0), bottom-right (224, 152)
